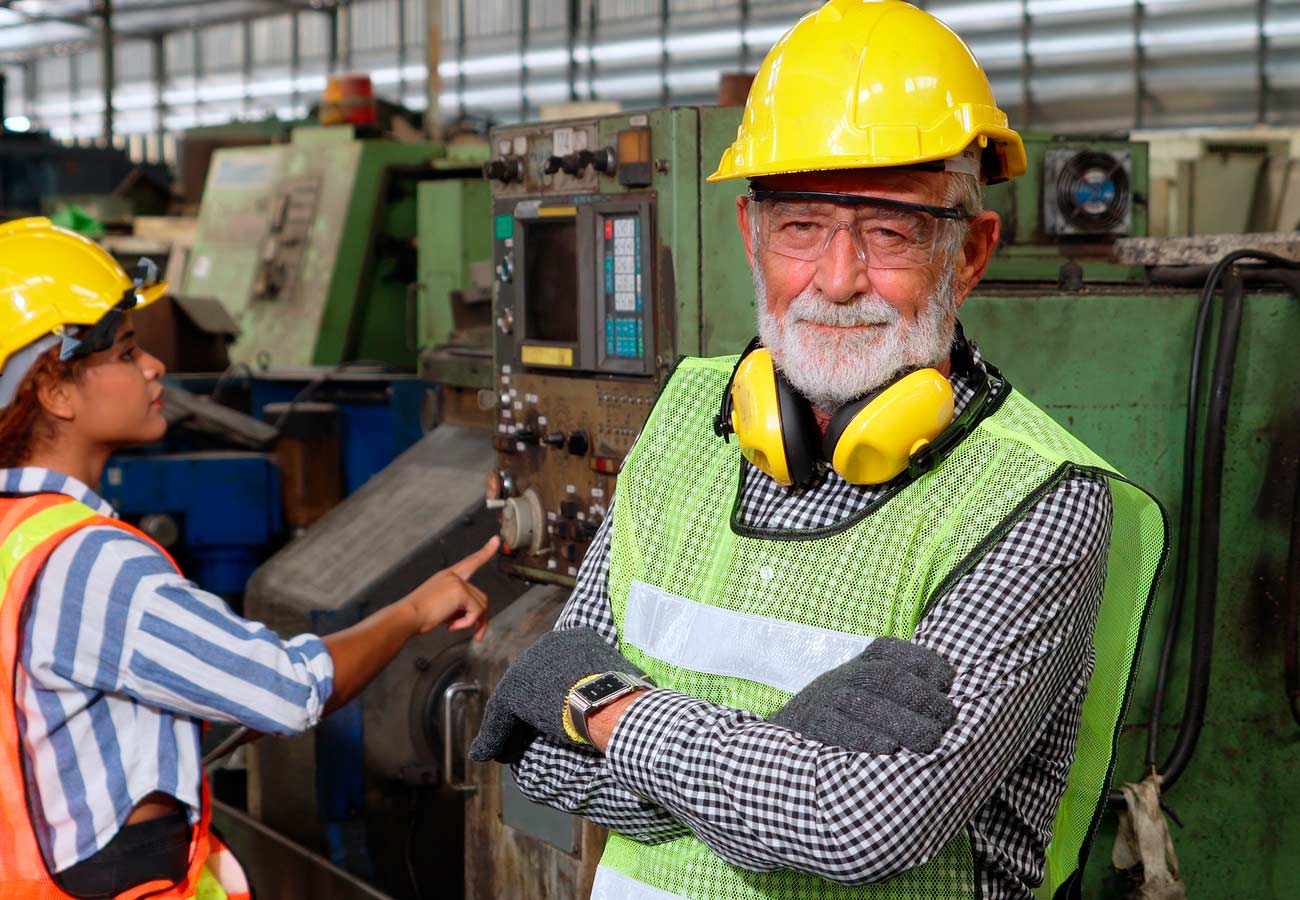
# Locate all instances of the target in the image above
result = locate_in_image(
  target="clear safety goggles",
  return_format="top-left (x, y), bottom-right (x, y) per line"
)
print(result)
top-left (56, 257), bottom-right (161, 361)
top-left (750, 189), bottom-right (969, 270)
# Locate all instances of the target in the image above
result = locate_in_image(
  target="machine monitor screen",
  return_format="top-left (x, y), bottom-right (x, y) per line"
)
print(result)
top-left (522, 219), bottom-right (580, 344)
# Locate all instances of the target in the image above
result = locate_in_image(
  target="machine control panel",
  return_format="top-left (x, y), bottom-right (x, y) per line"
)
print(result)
top-left (483, 122), bottom-right (607, 197)
top-left (490, 365), bottom-right (662, 581)
top-left (495, 196), bottom-right (657, 378)
top-left (487, 115), bottom-right (673, 585)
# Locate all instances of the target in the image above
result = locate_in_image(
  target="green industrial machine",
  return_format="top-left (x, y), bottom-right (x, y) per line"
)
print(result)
top-left (182, 125), bottom-right (490, 370)
top-left (416, 177), bottom-right (496, 392)
top-left (967, 134), bottom-right (1299, 898)
top-left (228, 110), bottom-right (1298, 900)
top-left (983, 131), bottom-right (1149, 283)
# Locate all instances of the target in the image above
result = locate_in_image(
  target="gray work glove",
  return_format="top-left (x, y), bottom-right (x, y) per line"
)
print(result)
top-left (769, 637), bottom-right (957, 754)
top-left (470, 627), bottom-right (646, 763)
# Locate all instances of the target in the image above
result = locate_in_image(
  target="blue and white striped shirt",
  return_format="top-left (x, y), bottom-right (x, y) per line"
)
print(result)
top-left (4, 467), bottom-right (335, 873)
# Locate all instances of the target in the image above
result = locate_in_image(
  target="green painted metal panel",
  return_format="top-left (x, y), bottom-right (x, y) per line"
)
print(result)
top-left (314, 141), bottom-right (451, 368)
top-left (983, 133), bottom-right (1149, 284)
top-left (699, 106), bottom-right (753, 357)
top-left (961, 288), bottom-right (1300, 899)
top-left (416, 178), bottom-right (492, 348)
top-left (182, 129), bottom-right (455, 370)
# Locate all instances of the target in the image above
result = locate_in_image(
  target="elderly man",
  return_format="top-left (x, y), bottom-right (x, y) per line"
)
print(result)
top-left (470, 2), bottom-right (1166, 899)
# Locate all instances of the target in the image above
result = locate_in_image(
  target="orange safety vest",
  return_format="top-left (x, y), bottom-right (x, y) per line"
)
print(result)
top-left (0, 493), bottom-right (249, 900)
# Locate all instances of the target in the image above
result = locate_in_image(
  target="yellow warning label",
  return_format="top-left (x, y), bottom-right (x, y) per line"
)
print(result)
top-left (521, 345), bottom-right (574, 367)
top-left (538, 206), bottom-right (579, 218)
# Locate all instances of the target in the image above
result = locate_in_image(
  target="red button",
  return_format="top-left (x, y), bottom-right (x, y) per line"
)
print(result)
top-left (605, 220), bottom-right (614, 239)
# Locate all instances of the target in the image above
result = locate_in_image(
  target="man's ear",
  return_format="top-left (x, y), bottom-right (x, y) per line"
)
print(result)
top-left (953, 210), bottom-right (1000, 309)
top-left (736, 195), bottom-right (757, 269)
top-left (37, 377), bottom-right (77, 423)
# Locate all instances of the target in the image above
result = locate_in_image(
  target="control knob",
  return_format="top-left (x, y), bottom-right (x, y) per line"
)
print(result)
top-left (483, 157), bottom-right (525, 184)
top-left (577, 147), bottom-right (617, 175)
top-left (566, 430), bottom-right (590, 457)
top-left (499, 488), bottom-right (545, 554)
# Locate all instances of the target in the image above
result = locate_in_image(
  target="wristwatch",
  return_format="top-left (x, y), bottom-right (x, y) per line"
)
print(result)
top-left (567, 671), bottom-right (655, 745)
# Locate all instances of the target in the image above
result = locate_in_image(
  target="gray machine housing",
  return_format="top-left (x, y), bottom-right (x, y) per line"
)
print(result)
top-left (243, 425), bottom-right (530, 898)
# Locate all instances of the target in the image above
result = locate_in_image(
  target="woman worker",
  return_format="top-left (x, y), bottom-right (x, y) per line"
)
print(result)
top-left (0, 217), bottom-right (499, 899)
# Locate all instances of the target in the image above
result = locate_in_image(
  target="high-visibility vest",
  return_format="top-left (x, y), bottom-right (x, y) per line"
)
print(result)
top-left (0, 493), bottom-right (250, 900)
top-left (595, 356), bottom-right (1167, 900)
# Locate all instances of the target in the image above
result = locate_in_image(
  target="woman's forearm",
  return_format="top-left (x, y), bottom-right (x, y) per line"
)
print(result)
top-left (321, 599), bottom-right (420, 714)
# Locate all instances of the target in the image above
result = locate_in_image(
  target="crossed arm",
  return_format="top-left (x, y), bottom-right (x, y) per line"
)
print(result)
top-left (510, 477), bottom-right (1112, 884)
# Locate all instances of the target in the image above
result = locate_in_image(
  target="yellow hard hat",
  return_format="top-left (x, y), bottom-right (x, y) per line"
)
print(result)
top-left (710, 0), bottom-right (1027, 184)
top-left (0, 217), bottom-right (168, 375)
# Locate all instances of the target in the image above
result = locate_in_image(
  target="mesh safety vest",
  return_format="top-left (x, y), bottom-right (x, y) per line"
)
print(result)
top-left (596, 356), bottom-right (1167, 900)
top-left (0, 493), bottom-right (250, 900)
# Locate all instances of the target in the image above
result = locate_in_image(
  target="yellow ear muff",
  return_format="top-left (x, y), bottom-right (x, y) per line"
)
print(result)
top-left (827, 369), bottom-right (955, 485)
top-left (729, 347), bottom-right (795, 486)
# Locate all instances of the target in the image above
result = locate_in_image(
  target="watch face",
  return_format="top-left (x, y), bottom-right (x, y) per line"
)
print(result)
top-left (577, 673), bottom-right (628, 703)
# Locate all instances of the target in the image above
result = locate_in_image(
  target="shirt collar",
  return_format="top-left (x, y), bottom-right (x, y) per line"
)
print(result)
top-left (0, 467), bottom-right (118, 519)
top-left (951, 337), bottom-right (990, 418)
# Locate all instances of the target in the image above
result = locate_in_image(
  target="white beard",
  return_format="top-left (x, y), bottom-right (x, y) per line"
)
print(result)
top-left (754, 266), bottom-right (959, 413)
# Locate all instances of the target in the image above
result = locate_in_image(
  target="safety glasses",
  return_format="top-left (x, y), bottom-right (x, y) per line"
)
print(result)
top-left (57, 258), bottom-right (162, 361)
top-left (749, 189), bottom-right (968, 270)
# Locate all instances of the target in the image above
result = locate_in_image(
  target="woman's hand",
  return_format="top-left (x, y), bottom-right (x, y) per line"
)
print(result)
top-left (401, 536), bottom-right (500, 639)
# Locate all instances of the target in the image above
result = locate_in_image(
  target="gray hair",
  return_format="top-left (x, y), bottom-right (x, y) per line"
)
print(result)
top-left (941, 171), bottom-right (981, 262)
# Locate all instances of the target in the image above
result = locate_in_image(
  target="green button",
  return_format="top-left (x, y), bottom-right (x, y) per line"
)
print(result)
top-left (494, 215), bottom-right (514, 240)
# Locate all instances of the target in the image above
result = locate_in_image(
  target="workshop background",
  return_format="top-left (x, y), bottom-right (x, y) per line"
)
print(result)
top-left (1, 2), bottom-right (1298, 899)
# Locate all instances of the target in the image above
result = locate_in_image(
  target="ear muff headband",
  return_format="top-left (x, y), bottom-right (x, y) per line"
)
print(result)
top-left (774, 362), bottom-right (819, 488)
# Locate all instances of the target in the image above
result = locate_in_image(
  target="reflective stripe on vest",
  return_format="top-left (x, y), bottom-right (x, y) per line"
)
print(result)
top-left (624, 579), bottom-right (872, 694)
top-left (602, 356), bottom-right (1167, 900)
top-left (0, 494), bottom-right (235, 900)
top-left (591, 865), bottom-right (687, 900)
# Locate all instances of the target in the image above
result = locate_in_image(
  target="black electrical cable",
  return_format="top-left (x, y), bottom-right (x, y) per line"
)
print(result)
top-left (1285, 427), bottom-right (1300, 729)
top-left (1142, 262), bottom-right (1219, 772)
top-left (1135, 250), bottom-right (1300, 798)
top-left (1160, 264), bottom-right (1242, 789)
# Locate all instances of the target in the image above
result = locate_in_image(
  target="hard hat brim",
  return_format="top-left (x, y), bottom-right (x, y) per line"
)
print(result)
top-left (135, 281), bottom-right (169, 309)
top-left (708, 127), bottom-right (1028, 185)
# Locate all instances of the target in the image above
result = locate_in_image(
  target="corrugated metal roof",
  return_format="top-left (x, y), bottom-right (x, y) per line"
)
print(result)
top-left (0, 0), bottom-right (332, 61)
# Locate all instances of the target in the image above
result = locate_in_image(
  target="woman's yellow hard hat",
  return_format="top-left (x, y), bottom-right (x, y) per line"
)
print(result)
top-left (711, 0), bottom-right (1027, 184)
top-left (0, 217), bottom-right (168, 376)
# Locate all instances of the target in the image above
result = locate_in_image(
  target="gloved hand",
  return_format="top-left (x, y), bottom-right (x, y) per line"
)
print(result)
top-left (470, 628), bottom-right (646, 763)
top-left (769, 637), bottom-right (957, 754)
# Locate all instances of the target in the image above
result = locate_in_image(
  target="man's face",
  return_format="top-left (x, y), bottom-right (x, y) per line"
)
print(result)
top-left (737, 168), bottom-right (999, 413)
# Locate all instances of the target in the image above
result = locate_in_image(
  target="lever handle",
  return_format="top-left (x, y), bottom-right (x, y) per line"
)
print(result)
top-left (442, 680), bottom-right (482, 793)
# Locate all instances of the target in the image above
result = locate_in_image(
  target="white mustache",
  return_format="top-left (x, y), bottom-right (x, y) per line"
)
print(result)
top-left (786, 292), bottom-right (902, 329)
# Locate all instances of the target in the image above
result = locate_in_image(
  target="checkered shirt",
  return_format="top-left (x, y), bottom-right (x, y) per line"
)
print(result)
top-left (511, 342), bottom-right (1114, 899)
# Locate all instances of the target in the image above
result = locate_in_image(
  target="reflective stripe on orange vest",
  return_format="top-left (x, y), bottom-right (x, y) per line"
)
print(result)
top-left (0, 493), bottom-right (237, 900)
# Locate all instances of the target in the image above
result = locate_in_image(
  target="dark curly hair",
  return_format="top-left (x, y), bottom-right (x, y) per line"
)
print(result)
top-left (0, 346), bottom-right (85, 469)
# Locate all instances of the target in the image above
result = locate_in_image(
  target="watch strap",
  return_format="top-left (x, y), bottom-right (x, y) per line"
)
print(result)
top-left (562, 673), bottom-right (605, 745)
top-left (567, 672), bottom-right (655, 746)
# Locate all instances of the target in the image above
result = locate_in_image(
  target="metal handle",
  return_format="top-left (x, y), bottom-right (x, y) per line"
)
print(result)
top-left (442, 680), bottom-right (482, 793)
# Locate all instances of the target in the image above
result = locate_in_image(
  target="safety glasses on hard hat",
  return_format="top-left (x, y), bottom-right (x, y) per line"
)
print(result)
top-left (56, 257), bottom-right (162, 361)
top-left (749, 189), bottom-right (969, 270)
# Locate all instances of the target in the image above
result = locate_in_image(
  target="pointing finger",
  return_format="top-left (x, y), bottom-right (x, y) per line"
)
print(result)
top-left (450, 535), bottom-right (501, 579)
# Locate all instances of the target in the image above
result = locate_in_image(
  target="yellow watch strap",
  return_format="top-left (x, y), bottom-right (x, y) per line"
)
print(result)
top-left (562, 673), bottom-right (605, 745)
